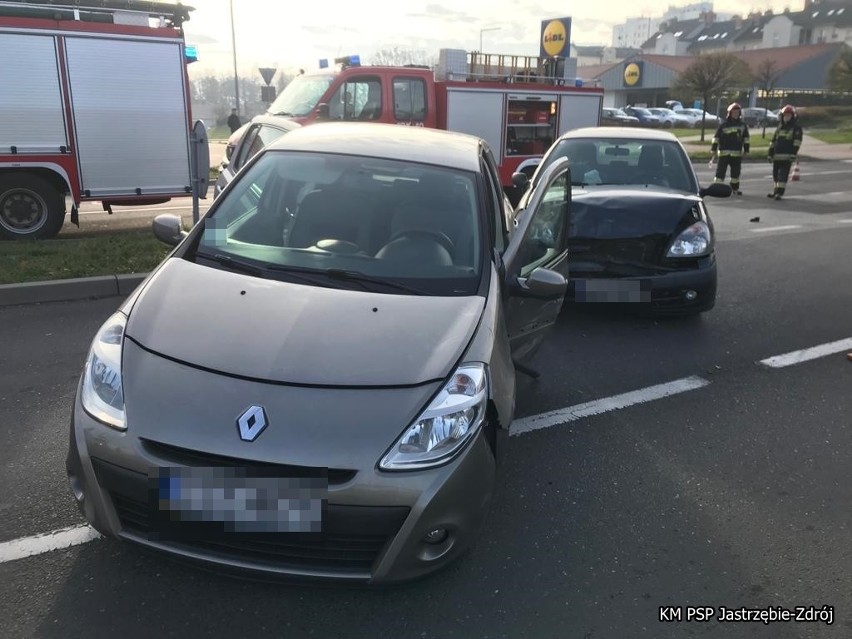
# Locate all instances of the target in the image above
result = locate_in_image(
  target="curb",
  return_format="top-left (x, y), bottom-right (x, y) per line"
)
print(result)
top-left (0, 273), bottom-right (147, 307)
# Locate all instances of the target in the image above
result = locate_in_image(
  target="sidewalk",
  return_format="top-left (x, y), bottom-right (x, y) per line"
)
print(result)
top-left (679, 133), bottom-right (852, 161)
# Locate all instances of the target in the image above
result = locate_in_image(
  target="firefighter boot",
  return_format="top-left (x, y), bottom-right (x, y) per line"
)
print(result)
top-left (731, 179), bottom-right (742, 195)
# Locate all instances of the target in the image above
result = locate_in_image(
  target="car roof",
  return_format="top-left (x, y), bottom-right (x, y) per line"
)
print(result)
top-left (557, 127), bottom-right (680, 142)
top-left (266, 122), bottom-right (483, 172)
top-left (245, 114), bottom-right (302, 131)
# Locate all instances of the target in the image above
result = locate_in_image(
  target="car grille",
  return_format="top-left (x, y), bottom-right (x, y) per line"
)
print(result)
top-left (93, 458), bottom-right (408, 575)
top-left (140, 438), bottom-right (357, 485)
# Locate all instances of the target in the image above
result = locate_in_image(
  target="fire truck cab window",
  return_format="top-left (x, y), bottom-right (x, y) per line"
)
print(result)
top-left (505, 98), bottom-right (556, 157)
top-left (328, 77), bottom-right (382, 121)
top-left (393, 78), bottom-right (427, 122)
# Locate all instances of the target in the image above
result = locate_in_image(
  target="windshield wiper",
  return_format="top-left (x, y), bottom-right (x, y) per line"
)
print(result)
top-left (324, 269), bottom-right (428, 295)
top-left (272, 111), bottom-right (295, 116)
top-left (197, 252), bottom-right (267, 277)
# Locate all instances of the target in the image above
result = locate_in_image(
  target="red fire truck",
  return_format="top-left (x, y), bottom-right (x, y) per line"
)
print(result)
top-left (263, 50), bottom-right (603, 188)
top-left (0, 0), bottom-right (196, 240)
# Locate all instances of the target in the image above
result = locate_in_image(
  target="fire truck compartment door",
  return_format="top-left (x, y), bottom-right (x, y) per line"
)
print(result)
top-left (64, 37), bottom-right (191, 197)
top-left (558, 93), bottom-right (603, 132)
top-left (0, 34), bottom-right (67, 154)
top-left (445, 89), bottom-right (504, 160)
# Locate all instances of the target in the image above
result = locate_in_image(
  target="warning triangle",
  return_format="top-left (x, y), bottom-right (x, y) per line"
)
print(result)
top-left (259, 67), bottom-right (277, 86)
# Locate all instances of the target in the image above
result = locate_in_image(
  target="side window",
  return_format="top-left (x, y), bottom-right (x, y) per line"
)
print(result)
top-left (480, 150), bottom-right (506, 252)
top-left (328, 77), bottom-right (382, 121)
top-left (242, 126), bottom-right (287, 165)
top-left (519, 179), bottom-right (568, 278)
top-left (234, 125), bottom-right (261, 170)
top-left (392, 77), bottom-right (427, 122)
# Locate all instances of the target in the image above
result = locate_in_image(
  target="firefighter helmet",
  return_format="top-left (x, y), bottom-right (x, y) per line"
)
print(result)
top-left (780, 104), bottom-right (797, 116)
top-left (726, 102), bottom-right (742, 116)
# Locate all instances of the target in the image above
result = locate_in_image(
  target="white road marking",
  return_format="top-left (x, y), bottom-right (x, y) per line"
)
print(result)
top-left (838, 219), bottom-right (852, 224)
top-left (760, 337), bottom-right (852, 369)
top-left (511, 376), bottom-right (710, 437)
top-left (78, 205), bottom-right (201, 215)
top-left (749, 225), bottom-right (802, 233)
top-left (0, 524), bottom-right (101, 564)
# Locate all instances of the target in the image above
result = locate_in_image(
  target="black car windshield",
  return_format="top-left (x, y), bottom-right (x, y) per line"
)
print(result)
top-left (537, 138), bottom-right (697, 192)
top-left (267, 74), bottom-right (334, 116)
top-left (194, 151), bottom-right (482, 296)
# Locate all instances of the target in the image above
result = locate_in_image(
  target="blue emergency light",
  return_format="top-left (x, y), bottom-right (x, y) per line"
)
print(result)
top-left (319, 58), bottom-right (329, 68)
top-left (333, 54), bottom-right (361, 67)
top-left (184, 45), bottom-right (198, 63)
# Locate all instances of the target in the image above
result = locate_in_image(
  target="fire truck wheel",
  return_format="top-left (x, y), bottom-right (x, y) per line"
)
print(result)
top-left (0, 174), bottom-right (65, 240)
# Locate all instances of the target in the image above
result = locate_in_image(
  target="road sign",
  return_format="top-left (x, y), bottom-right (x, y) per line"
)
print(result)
top-left (259, 67), bottom-right (276, 86)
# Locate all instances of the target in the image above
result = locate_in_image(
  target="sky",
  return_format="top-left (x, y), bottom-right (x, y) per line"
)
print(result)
top-left (182, 0), bottom-right (798, 79)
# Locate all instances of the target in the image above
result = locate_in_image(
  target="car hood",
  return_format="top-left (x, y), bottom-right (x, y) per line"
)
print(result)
top-left (568, 188), bottom-right (701, 271)
top-left (125, 258), bottom-right (484, 386)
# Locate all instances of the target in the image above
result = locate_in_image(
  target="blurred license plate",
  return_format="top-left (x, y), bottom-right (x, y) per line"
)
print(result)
top-left (149, 466), bottom-right (327, 535)
top-left (574, 279), bottom-right (649, 303)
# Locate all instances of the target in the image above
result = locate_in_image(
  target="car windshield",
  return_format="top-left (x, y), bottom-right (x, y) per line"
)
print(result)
top-left (633, 108), bottom-right (652, 116)
top-left (193, 151), bottom-right (483, 296)
top-left (537, 138), bottom-right (697, 191)
top-left (267, 74), bottom-right (335, 117)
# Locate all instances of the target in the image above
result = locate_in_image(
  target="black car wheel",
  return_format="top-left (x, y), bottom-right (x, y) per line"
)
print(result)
top-left (0, 173), bottom-right (66, 240)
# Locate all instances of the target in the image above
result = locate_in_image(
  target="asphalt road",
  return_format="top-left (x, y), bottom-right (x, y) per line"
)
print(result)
top-left (2, 160), bottom-right (851, 638)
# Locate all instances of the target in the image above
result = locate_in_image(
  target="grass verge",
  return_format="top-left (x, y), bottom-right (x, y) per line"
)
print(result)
top-left (808, 128), bottom-right (852, 144)
top-left (0, 231), bottom-right (169, 284)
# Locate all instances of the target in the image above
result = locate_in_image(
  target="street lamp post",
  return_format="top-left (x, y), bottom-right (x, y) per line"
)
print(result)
top-left (479, 26), bottom-right (501, 52)
top-left (229, 0), bottom-right (240, 114)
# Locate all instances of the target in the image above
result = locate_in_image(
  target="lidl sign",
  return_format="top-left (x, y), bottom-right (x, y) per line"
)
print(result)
top-left (623, 61), bottom-right (643, 87)
top-left (540, 17), bottom-right (571, 58)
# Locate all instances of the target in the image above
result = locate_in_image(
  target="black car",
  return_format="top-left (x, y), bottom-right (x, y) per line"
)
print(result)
top-left (514, 127), bottom-right (731, 315)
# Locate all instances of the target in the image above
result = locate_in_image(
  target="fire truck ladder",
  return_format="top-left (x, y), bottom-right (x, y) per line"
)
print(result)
top-left (0, 0), bottom-right (193, 26)
top-left (467, 52), bottom-right (568, 85)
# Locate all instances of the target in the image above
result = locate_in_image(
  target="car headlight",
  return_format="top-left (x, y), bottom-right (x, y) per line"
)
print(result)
top-left (80, 312), bottom-right (127, 431)
top-left (379, 364), bottom-right (488, 471)
top-left (667, 221), bottom-right (712, 257)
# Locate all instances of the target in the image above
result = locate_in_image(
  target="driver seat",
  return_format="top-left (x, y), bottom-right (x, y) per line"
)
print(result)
top-left (638, 144), bottom-right (664, 172)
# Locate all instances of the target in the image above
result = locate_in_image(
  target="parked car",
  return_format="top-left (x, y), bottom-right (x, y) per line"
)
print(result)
top-left (67, 122), bottom-right (574, 584)
top-left (601, 107), bottom-right (639, 126)
top-left (623, 106), bottom-right (663, 128)
top-left (214, 115), bottom-right (301, 198)
top-left (676, 108), bottom-right (721, 127)
top-left (742, 107), bottom-right (779, 128)
top-left (514, 127), bottom-right (731, 315)
top-left (647, 108), bottom-right (694, 129)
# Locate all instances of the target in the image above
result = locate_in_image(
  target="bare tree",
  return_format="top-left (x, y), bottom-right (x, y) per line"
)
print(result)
top-left (673, 53), bottom-right (751, 141)
top-left (370, 47), bottom-right (434, 67)
top-left (829, 48), bottom-right (852, 92)
top-left (753, 59), bottom-right (780, 136)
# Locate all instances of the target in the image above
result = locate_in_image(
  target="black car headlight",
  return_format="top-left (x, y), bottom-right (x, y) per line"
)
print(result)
top-left (666, 221), bottom-right (712, 258)
top-left (80, 312), bottom-right (127, 431)
top-left (379, 364), bottom-right (488, 471)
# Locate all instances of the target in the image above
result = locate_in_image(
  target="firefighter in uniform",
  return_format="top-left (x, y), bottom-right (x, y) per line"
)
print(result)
top-left (710, 102), bottom-right (750, 195)
top-left (767, 104), bottom-right (803, 200)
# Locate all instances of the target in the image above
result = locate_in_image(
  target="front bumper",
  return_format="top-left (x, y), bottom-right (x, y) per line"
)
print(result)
top-left (66, 384), bottom-right (498, 584)
top-left (568, 256), bottom-right (717, 314)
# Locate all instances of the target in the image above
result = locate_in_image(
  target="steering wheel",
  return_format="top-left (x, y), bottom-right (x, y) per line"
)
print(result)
top-left (388, 229), bottom-right (455, 257)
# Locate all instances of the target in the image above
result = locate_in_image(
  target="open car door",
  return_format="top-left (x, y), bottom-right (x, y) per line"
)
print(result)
top-left (501, 157), bottom-right (571, 363)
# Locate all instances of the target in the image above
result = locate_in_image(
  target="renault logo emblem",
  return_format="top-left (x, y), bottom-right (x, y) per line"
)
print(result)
top-left (237, 405), bottom-right (268, 442)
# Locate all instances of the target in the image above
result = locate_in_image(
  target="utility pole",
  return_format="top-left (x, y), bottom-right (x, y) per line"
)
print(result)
top-left (229, 0), bottom-right (240, 113)
top-left (479, 26), bottom-right (501, 52)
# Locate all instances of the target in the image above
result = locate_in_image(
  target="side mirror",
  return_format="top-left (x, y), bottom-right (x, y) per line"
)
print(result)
top-left (219, 159), bottom-right (230, 170)
top-left (153, 214), bottom-right (187, 247)
top-left (519, 267), bottom-right (567, 299)
top-left (700, 182), bottom-right (733, 198)
top-left (511, 171), bottom-right (530, 189)
top-left (316, 103), bottom-right (330, 120)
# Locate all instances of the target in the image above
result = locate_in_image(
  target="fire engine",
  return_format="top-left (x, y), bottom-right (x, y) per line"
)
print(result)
top-left (263, 50), bottom-right (604, 188)
top-left (0, 0), bottom-right (197, 240)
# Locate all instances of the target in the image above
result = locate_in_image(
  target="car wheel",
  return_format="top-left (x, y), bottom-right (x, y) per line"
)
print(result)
top-left (0, 173), bottom-right (66, 240)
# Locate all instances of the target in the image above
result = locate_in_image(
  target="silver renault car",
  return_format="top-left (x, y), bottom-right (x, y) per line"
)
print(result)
top-left (67, 123), bottom-right (572, 583)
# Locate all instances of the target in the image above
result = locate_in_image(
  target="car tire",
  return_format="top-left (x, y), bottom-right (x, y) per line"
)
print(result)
top-left (0, 173), bottom-right (66, 240)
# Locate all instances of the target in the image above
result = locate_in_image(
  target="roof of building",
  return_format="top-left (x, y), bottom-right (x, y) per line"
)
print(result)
top-left (575, 63), bottom-right (619, 78)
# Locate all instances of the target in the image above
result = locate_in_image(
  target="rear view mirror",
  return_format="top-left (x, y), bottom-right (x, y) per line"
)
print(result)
top-left (520, 267), bottom-right (567, 299)
top-left (511, 172), bottom-right (530, 189)
top-left (153, 214), bottom-right (187, 247)
top-left (604, 147), bottom-right (630, 156)
top-left (700, 182), bottom-right (733, 198)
